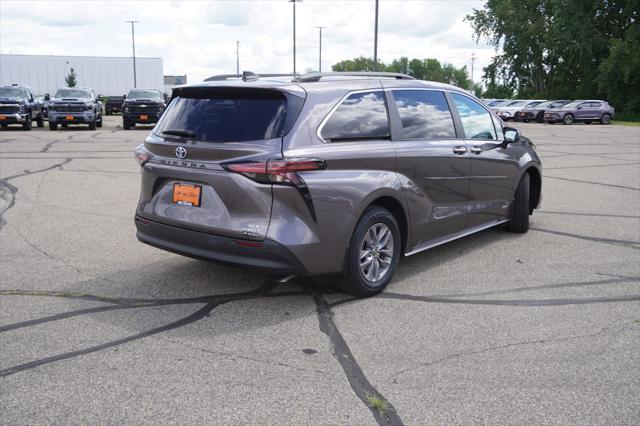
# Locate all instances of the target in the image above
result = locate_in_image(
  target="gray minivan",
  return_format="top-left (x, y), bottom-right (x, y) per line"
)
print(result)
top-left (134, 72), bottom-right (542, 296)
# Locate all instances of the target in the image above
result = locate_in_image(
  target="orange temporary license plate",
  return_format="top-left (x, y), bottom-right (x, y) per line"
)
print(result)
top-left (65, 115), bottom-right (74, 120)
top-left (172, 183), bottom-right (201, 207)
top-left (0, 115), bottom-right (6, 120)
top-left (139, 114), bottom-right (148, 120)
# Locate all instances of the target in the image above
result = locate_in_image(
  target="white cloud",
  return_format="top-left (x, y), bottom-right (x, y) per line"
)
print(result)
top-left (0, 0), bottom-right (496, 83)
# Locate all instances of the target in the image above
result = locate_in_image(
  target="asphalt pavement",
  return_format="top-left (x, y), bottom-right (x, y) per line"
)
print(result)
top-left (1, 117), bottom-right (639, 425)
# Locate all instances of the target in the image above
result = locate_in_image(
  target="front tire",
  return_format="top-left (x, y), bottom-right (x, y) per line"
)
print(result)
top-left (96, 115), bottom-right (103, 128)
top-left (36, 114), bottom-right (44, 127)
top-left (49, 122), bottom-right (58, 130)
top-left (508, 173), bottom-right (530, 233)
top-left (23, 114), bottom-right (32, 130)
top-left (339, 206), bottom-right (401, 296)
top-left (563, 114), bottom-right (574, 125)
top-left (123, 119), bottom-right (131, 130)
top-left (88, 120), bottom-right (96, 130)
top-left (601, 114), bottom-right (611, 125)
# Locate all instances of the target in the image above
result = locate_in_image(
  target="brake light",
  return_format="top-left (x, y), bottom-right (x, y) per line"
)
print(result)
top-left (223, 158), bottom-right (326, 222)
top-left (133, 144), bottom-right (152, 167)
top-left (223, 158), bottom-right (326, 185)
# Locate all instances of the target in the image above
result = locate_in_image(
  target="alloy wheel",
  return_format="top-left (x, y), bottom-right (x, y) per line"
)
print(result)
top-left (360, 223), bottom-right (394, 282)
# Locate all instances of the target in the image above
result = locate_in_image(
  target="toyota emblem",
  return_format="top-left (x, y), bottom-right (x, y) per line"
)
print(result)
top-left (175, 146), bottom-right (187, 159)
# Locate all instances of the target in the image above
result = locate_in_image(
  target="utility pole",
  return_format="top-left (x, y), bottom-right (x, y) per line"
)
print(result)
top-left (236, 41), bottom-right (240, 77)
top-left (289, 0), bottom-right (302, 76)
top-left (315, 26), bottom-right (326, 72)
top-left (126, 20), bottom-right (139, 88)
top-left (470, 52), bottom-right (477, 88)
top-left (373, 0), bottom-right (379, 71)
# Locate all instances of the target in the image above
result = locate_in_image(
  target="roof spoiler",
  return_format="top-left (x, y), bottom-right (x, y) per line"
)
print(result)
top-left (293, 72), bottom-right (415, 82)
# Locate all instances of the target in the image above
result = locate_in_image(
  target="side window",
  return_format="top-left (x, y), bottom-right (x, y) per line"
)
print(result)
top-left (392, 90), bottom-right (456, 139)
top-left (591, 102), bottom-right (602, 108)
top-left (451, 93), bottom-right (497, 140)
top-left (321, 91), bottom-right (390, 142)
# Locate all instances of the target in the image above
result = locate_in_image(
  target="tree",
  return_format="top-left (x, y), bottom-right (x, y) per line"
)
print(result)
top-left (65, 68), bottom-right (77, 87)
top-left (332, 57), bottom-right (472, 90)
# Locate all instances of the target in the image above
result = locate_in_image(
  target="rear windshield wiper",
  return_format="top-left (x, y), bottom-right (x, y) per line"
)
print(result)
top-left (162, 129), bottom-right (196, 138)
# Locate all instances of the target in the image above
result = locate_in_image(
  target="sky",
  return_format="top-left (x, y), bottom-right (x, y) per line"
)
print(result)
top-left (0, 0), bottom-right (496, 83)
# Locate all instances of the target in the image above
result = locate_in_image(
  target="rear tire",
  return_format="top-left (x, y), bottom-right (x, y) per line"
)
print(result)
top-left (339, 206), bottom-right (401, 297)
top-left (563, 114), bottom-right (574, 125)
top-left (508, 173), bottom-right (530, 233)
top-left (49, 122), bottom-right (58, 130)
top-left (601, 114), bottom-right (611, 125)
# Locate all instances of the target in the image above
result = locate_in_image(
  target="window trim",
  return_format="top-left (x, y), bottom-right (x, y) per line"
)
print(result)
top-left (448, 91), bottom-right (501, 141)
top-left (387, 88), bottom-right (459, 141)
top-left (316, 89), bottom-right (391, 143)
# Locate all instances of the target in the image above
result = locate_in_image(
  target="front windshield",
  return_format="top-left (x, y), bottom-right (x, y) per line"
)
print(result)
top-left (0, 87), bottom-right (28, 98)
top-left (128, 90), bottom-right (162, 100)
top-left (55, 88), bottom-right (92, 99)
top-left (488, 100), bottom-right (507, 107)
top-left (525, 101), bottom-right (544, 107)
top-left (550, 100), bottom-right (571, 107)
top-left (507, 101), bottom-right (526, 106)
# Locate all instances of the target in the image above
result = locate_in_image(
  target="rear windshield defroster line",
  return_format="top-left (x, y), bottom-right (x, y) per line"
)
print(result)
top-left (154, 88), bottom-right (304, 143)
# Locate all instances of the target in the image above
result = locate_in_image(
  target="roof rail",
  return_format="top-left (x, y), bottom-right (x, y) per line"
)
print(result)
top-left (204, 72), bottom-right (295, 82)
top-left (293, 71), bottom-right (415, 82)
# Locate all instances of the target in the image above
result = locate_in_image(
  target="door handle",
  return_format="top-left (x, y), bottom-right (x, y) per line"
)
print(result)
top-left (453, 146), bottom-right (468, 155)
top-left (470, 147), bottom-right (483, 154)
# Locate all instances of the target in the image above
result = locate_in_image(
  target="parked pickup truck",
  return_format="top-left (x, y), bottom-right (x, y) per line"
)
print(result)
top-left (47, 87), bottom-right (103, 130)
top-left (122, 89), bottom-right (166, 129)
top-left (0, 85), bottom-right (45, 130)
top-left (105, 96), bottom-right (126, 115)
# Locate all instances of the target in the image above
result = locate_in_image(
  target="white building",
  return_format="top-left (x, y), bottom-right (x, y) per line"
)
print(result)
top-left (0, 54), bottom-right (164, 96)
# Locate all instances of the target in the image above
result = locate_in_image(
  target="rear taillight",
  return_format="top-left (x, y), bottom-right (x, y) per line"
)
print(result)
top-left (134, 144), bottom-right (152, 167)
top-left (223, 158), bottom-right (326, 185)
top-left (223, 158), bottom-right (326, 222)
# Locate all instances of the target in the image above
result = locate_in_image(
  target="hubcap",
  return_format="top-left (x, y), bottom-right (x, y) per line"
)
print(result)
top-left (359, 223), bottom-right (394, 282)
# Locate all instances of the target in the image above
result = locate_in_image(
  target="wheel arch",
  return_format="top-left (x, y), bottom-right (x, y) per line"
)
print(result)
top-left (524, 166), bottom-right (541, 213)
top-left (361, 194), bottom-right (410, 255)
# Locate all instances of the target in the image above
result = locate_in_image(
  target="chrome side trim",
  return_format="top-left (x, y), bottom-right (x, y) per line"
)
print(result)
top-left (404, 219), bottom-right (509, 256)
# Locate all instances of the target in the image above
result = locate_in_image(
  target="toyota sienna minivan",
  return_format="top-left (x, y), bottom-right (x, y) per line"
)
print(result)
top-left (134, 72), bottom-right (542, 296)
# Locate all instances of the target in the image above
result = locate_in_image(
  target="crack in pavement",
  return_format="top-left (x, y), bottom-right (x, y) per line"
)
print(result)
top-left (309, 285), bottom-right (404, 425)
top-left (543, 175), bottom-right (640, 191)
top-left (15, 227), bottom-right (83, 274)
top-left (544, 161), bottom-right (640, 170)
top-left (537, 210), bottom-right (640, 219)
top-left (385, 326), bottom-right (636, 383)
top-left (530, 227), bottom-right (640, 249)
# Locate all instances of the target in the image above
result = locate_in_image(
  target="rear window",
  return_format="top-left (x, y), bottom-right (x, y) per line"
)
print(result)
top-left (321, 91), bottom-right (390, 142)
top-left (154, 90), bottom-right (299, 142)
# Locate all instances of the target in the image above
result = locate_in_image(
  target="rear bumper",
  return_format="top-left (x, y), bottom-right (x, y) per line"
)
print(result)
top-left (135, 215), bottom-right (308, 276)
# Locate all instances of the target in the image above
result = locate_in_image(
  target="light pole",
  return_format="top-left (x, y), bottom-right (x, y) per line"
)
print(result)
top-left (470, 52), bottom-right (477, 89)
top-left (373, 0), bottom-right (379, 70)
top-left (126, 20), bottom-right (139, 88)
top-left (315, 26), bottom-right (326, 72)
top-left (236, 41), bottom-right (240, 77)
top-left (289, 0), bottom-right (302, 75)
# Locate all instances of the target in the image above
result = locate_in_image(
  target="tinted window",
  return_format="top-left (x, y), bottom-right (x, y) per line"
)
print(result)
top-left (392, 90), bottom-right (455, 139)
top-left (321, 91), bottom-right (389, 141)
top-left (589, 102), bottom-right (602, 107)
top-left (154, 92), bottom-right (289, 142)
top-left (452, 93), bottom-right (497, 140)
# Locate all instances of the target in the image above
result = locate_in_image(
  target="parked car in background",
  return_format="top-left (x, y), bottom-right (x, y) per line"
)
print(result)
top-left (47, 87), bottom-right (103, 130)
top-left (495, 100), bottom-right (546, 121)
top-left (0, 85), bottom-right (44, 130)
top-left (544, 100), bottom-right (614, 125)
top-left (487, 99), bottom-right (509, 108)
top-left (122, 89), bottom-right (166, 129)
top-left (133, 72), bottom-right (542, 296)
top-left (518, 99), bottom-right (572, 122)
top-left (105, 95), bottom-right (126, 115)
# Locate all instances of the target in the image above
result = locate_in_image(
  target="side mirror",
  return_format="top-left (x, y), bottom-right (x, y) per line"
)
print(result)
top-left (123, 94), bottom-right (127, 99)
top-left (44, 94), bottom-right (50, 101)
top-left (503, 126), bottom-right (520, 143)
